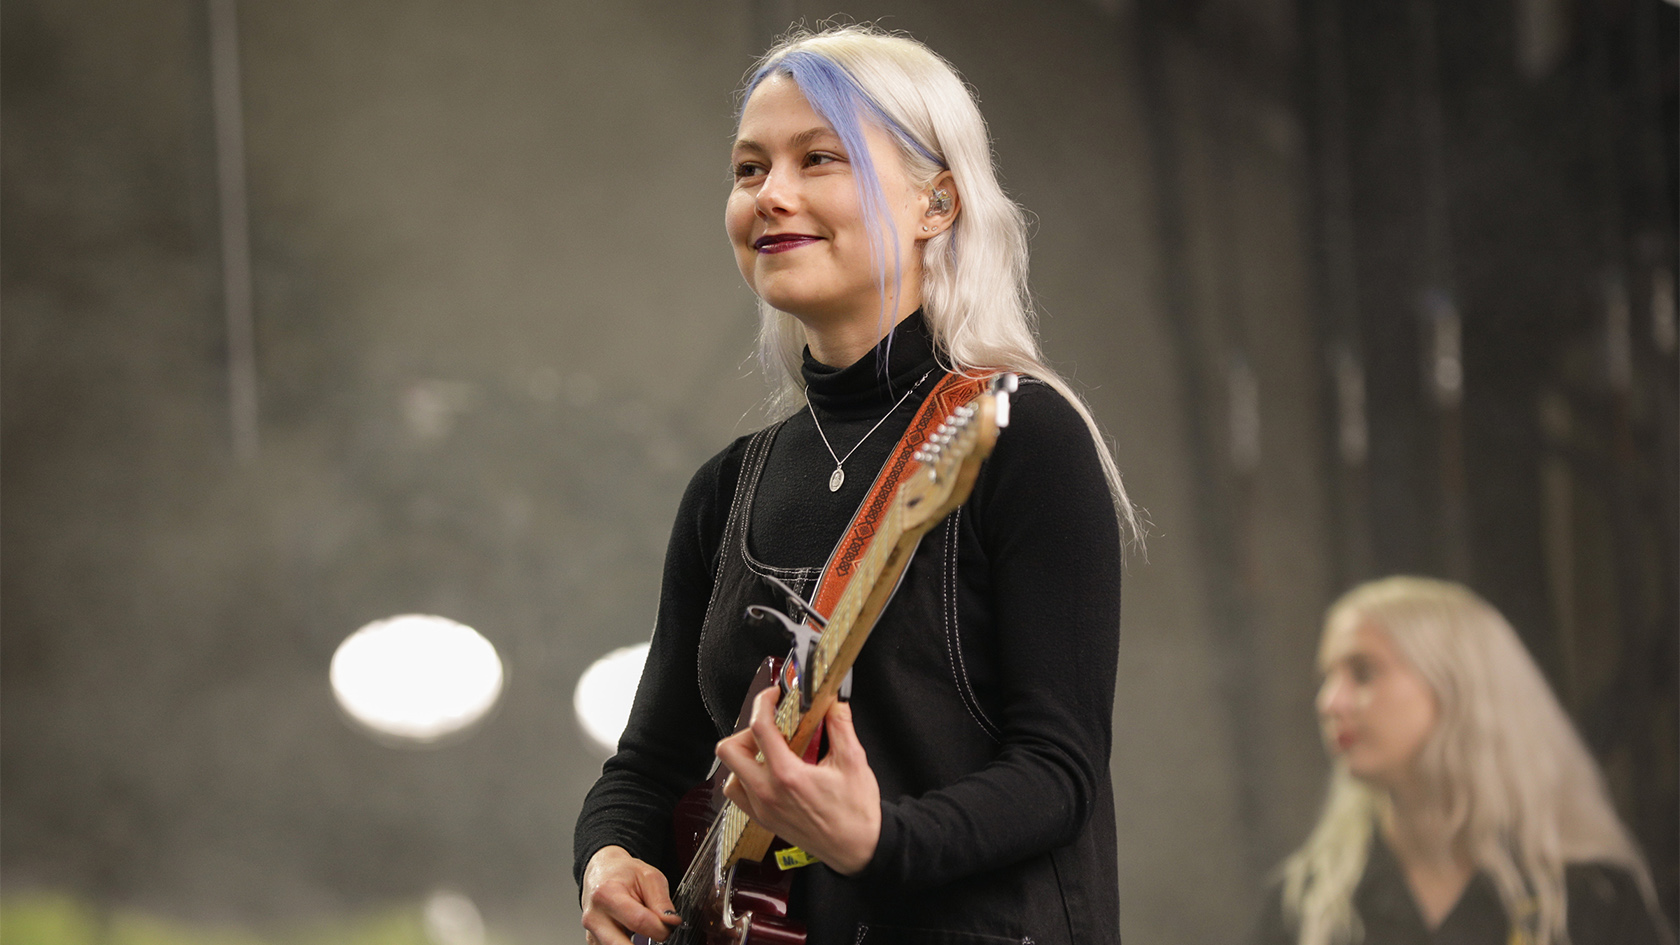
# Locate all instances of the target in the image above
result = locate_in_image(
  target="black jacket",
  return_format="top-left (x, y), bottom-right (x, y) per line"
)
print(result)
top-left (574, 313), bottom-right (1125, 944)
top-left (1252, 835), bottom-right (1673, 945)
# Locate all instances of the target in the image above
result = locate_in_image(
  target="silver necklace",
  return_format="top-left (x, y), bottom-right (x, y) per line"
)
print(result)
top-left (808, 369), bottom-right (934, 493)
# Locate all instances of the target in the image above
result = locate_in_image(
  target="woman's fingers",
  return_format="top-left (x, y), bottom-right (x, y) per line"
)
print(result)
top-left (716, 687), bottom-right (798, 795)
top-left (580, 848), bottom-right (681, 944)
top-left (715, 720), bottom-right (763, 788)
top-left (582, 882), bottom-right (673, 944)
top-left (820, 698), bottom-right (866, 769)
top-left (715, 717), bottom-right (773, 825)
top-left (719, 769), bottom-right (760, 821)
top-left (711, 690), bottom-right (883, 876)
top-left (813, 699), bottom-right (882, 875)
top-left (747, 686), bottom-right (804, 775)
top-left (633, 865), bottom-right (679, 923)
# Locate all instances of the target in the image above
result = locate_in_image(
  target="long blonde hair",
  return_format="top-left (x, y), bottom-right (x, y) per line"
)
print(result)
top-left (1281, 576), bottom-right (1662, 945)
top-left (736, 24), bottom-right (1142, 545)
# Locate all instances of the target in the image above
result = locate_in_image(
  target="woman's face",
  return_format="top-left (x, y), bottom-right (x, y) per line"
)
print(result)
top-left (1316, 619), bottom-right (1439, 790)
top-left (726, 74), bottom-right (929, 334)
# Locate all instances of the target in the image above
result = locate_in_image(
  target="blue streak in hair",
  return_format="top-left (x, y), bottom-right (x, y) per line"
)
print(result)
top-left (742, 50), bottom-right (944, 386)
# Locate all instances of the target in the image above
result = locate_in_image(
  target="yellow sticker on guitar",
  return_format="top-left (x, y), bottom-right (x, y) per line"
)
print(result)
top-left (774, 846), bottom-right (820, 870)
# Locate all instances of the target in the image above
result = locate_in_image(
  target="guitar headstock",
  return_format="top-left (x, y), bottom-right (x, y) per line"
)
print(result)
top-left (899, 373), bottom-right (1018, 532)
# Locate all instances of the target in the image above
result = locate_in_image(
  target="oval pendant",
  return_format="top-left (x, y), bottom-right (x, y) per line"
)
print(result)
top-left (828, 467), bottom-right (845, 492)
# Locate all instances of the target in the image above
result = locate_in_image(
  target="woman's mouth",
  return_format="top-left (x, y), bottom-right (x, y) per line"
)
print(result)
top-left (754, 233), bottom-right (820, 254)
top-left (1332, 730), bottom-right (1357, 752)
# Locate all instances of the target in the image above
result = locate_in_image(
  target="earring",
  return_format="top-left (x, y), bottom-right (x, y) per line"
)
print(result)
top-left (927, 188), bottom-right (952, 215)
top-left (921, 225), bottom-right (931, 232)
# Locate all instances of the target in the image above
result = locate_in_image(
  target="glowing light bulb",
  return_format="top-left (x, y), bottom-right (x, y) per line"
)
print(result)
top-left (330, 615), bottom-right (504, 745)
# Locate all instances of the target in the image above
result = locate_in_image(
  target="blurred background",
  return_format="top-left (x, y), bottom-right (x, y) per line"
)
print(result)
top-left (2, 0), bottom-right (1674, 942)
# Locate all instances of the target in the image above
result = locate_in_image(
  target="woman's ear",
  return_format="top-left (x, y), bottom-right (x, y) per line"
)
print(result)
top-left (919, 171), bottom-right (960, 238)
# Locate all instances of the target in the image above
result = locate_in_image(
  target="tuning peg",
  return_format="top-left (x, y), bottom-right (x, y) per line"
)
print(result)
top-left (991, 373), bottom-right (1018, 427)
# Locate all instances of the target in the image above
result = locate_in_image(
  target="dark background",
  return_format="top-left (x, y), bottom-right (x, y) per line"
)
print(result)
top-left (3, 0), bottom-right (1674, 941)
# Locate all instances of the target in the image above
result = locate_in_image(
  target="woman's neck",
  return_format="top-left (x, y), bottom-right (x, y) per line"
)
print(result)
top-left (801, 291), bottom-right (923, 369)
top-left (1380, 786), bottom-right (1474, 929)
top-left (1380, 790), bottom-right (1461, 865)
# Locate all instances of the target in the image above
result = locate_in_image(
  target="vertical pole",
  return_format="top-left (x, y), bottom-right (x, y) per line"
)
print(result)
top-left (1408, 0), bottom-right (1470, 580)
top-left (1305, 0), bottom-right (1374, 586)
top-left (208, 0), bottom-right (258, 462)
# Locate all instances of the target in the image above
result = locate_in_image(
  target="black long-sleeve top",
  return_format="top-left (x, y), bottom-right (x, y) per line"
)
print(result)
top-left (1252, 834), bottom-right (1673, 945)
top-left (574, 311), bottom-right (1124, 942)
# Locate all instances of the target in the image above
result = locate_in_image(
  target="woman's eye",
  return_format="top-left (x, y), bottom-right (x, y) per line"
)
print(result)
top-left (803, 148), bottom-right (846, 168)
top-left (732, 162), bottom-right (764, 180)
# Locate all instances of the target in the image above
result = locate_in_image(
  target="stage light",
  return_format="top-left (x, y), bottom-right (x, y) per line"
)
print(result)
top-left (573, 642), bottom-right (649, 756)
top-left (330, 615), bottom-right (504, 745)
top-left (423, 889), bottom-right (485, 945)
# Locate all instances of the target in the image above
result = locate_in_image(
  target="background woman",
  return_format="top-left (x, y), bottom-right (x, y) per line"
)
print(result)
top-left (573, 24), bottom-right (1137, 945)
top-left (1257, 576), bottom-right (1673, 945)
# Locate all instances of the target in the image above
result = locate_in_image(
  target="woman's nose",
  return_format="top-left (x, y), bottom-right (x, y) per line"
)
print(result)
top-left (754, 165), bottom-right (796, 218)
top-left (1317, 674), bottom-right (1349, 717)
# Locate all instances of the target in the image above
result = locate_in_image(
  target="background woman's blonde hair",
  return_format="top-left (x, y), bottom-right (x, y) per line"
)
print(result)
top-left (1281, 576), bottom-right (1663, 945)
top-left (737, 24), bottom-right (1143, 546)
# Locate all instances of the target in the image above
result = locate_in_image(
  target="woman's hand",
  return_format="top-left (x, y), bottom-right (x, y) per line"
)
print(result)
top-left (580, 845), bottom-right (682, 944)
top-left (714, 686), bottom-right (882, 876)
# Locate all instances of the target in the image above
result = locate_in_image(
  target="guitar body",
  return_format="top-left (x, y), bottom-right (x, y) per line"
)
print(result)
top-left (645, 657), bottom-right (806, 945)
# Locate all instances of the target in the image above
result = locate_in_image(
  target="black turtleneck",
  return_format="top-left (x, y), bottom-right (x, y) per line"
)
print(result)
top-left (575, 311), bottom-right (1124, 939)
top-left (750, 309), bottom-right (946, 568)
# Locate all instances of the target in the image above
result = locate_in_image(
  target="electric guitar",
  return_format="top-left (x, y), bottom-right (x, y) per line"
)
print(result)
top-left (642, 373), bottom-right (1018, 945)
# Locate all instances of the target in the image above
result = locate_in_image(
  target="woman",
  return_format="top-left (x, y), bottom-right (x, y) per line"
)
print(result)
top-left (1257, 576), bottom-right (1673, 945)
top-left (573, 24), bottom-right (1136, 945)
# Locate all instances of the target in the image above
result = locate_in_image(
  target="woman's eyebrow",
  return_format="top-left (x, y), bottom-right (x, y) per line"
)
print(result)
top-left (731, 126), bottom-right (841, 154)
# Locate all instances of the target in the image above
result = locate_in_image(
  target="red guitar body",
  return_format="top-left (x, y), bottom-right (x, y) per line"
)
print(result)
top-left (639, 657), bottom-right (806, 945)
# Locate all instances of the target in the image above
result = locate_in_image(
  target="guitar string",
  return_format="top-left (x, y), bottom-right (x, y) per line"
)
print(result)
top-left (674, 806), bottom-right (723, 914)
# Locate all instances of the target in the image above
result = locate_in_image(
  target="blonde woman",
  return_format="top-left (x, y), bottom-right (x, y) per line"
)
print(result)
top-left (1256, 576), bottom-right (1673, 945)
top-left (574, 24), bottom-right (1135, 945)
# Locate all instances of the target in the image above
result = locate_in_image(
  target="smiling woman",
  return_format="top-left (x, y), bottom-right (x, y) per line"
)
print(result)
top-left (571, 23), bottom-right (1137, 945)
top-left (725, 74), bottom-right (943, 360)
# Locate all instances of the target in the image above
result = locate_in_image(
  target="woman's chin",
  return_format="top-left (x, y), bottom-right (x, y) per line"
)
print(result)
top-left (757, 293), bottom-right (853, 326)
top-left (1343, 760), bottom-right (1406, 792)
